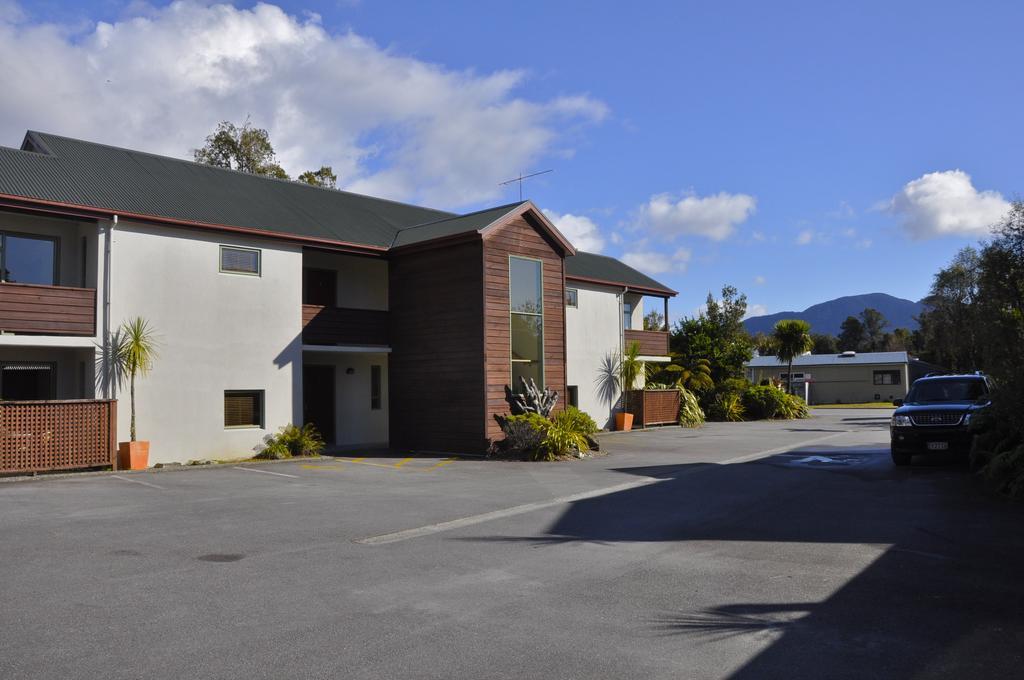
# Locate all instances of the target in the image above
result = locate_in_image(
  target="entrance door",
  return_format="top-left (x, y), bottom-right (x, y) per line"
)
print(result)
top-left (303, 364), bottom-right (336, 445)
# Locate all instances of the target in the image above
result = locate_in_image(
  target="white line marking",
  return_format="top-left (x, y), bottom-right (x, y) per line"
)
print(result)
top-left (111, 475), bottom-right (164, 490)
top-left (233, 466), bottom-right (300, 479)
top-left (356, 431), bottom-right (851, 545)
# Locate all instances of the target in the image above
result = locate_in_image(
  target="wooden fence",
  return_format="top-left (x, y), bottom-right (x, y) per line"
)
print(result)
top-left (628, 389), bottom-right (681, 427)
top-left (0, 399), bottom-right (117, 473)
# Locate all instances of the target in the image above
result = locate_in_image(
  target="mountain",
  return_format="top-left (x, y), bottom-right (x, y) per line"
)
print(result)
top-left (742, 293), bottom-right (925, 336)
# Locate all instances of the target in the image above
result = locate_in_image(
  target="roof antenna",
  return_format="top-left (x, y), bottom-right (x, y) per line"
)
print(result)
top-left (499, 169), bottom-right (553, 201)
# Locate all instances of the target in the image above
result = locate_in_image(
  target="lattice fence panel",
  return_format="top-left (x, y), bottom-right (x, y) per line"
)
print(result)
top-left (1, 400), bottom-right (116, 473)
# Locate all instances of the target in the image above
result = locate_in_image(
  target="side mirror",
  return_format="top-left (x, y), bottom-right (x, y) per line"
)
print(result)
top-left (892, 399), bottom-right (904, 407)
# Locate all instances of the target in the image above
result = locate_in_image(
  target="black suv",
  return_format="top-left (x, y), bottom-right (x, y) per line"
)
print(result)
top-left (890, 373), bottom-right (993, 466)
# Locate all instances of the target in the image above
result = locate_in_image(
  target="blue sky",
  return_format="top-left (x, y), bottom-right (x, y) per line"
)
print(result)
top-left (2, 0), bottom-right (1022, 321)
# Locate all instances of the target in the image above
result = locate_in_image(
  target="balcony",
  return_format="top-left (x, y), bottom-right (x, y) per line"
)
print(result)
top-left (624, 329), bottom-right (669, 356)
top-left (0, 283), bottom-right (96, 336)
top-left (301, 304), bottom-right (389, 347)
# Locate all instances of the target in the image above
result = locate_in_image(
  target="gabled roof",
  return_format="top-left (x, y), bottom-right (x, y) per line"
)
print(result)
top-left (0, 131), bottom-right (452, 249)
top-left (745, 351), bottom-right (911, 368)
top-left (565, 251), bottom-right (677, 297)
top-left (392, 202), bottom-right (523, 248)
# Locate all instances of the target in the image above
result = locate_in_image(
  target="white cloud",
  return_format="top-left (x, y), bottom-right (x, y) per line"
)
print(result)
top-left (542, 210), bottom-right (604, 253)
top-left (622, 247), bottom-right (690, 275)
top-left (0, 1), bottom-right (605, 209)
top-left (744, 304), bottom-right (768, 320)
top-left (795, 229), bottom-right (814, 245)
top-left (638, 190), bottom-right (756, 241)
top-left (754, 275), bottom-right (766, 285)
top-left (887, 169), bottom-right (1009, 239)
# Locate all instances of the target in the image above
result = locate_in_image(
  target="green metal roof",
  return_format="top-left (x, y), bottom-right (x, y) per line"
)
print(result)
top-left (391, 202), bottom-right (525, 248)
top-left (565, 251), bottom-right (676, 296)
top-left (0, 131), bottom-right (452, 248)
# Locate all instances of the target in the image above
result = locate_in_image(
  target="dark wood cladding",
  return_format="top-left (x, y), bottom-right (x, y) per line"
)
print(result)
top-left (482, 216), bottom-right (567, 444)
top-left (624, 329), bottom-right (669, 356)
top-left (388, 241), bottom-right (486, 452)
top-left (301, 304), bottom-right (389, 346)
top-left (1, 399), bottom-right (117, 473)
top-left (0, 282), bottom-right (95, 336)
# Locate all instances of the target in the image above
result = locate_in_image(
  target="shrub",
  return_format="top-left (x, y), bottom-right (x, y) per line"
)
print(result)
top-left (255, 423), bottom-right (324, 459)
top-left (552, 406), bottom-right (598, 436)
top-left (777, 393), bottom-right (809, 419)
top-left (679, 387), bottom-right (705, 428)
top-left (983, 443), bottom-right (1024, 499)
top-left (708, 392), bottom-right (745, 422)
top-left (491, 412), bottom-right (549, 458)
top-left (541, 418), bottom-right (590, 460)
top-left (742, 385), bottom-right (787, 420)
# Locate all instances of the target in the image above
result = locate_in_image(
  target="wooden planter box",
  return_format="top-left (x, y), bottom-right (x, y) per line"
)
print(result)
top-left (626, 389), bottom-right (680, 427)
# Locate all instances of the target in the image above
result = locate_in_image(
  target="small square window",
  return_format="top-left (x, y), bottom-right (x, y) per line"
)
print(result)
top-left (873, 370), bottom-right (900, 386)
top-left (220, 246), bottom-right (261, 275)
top-left (565, 288), bottom-right (578, 308)
top-left (224, 390), bottom-right (264, 428)
top-left (567, 385), bottom-right (579, 408)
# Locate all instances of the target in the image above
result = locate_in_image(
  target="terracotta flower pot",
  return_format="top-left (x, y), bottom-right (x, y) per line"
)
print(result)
top-left (118, 441), bottom-right (150, 470)
top-left (615, 412), bottom-right (634, 432)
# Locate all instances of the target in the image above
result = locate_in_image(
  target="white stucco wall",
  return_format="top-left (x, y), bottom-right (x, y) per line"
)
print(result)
top-left (302, 250), bottom-right (388, 310)
top-left (565, 281), bottom-right (623, 429)
top-left (109, 221), bottom-right (303, 464)
top-left (303, 350), bottom-right (389, 449)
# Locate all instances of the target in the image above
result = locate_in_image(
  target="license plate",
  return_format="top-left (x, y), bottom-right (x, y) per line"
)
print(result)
top-left (927, 441), bottom-right (949, 451)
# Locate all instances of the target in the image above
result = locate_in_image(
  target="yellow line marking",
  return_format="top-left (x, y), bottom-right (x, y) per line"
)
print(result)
top-left (335, 458), bottom-right (404, 470)
top-left (425, 457), bottom-right (458, 471)
top-left (301, 464), bottom-right (343, 471)
top-left (392, 457), bottom-right (415, 469)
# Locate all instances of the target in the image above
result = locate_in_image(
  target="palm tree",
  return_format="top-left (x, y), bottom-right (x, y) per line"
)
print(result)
top-left (114, 317), bottom-right (159, 441)
top-left (620, 341), bottom-right (643, 415)
top-left (772, 319), bottom-right (813, 395)
top-left (663, 356), bottom-right (714, 393)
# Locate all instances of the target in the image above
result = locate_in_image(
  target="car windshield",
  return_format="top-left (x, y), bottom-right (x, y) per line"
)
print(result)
top-left (907, 379), bottom-right (986, 403)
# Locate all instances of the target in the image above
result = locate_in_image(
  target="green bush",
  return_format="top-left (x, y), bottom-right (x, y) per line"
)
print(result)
top-left (492, 413), bottom-right (549, 458)
top-left (707, 392), bottom-right (745, 422)
top-left (256, 423), bottom-right (324, 459)
top-left (742, 385), bottom-right (787, 420)
top-left (777, 393), bottom-right (809, 419)
top-left (679, 387), bottom-right (705, 428)
top-left (541, 418), bottom-right (590, 460)
top-left (552, 406), bottom-right (598, 436)
top-left (983, 443), bottom-right (1024, 499)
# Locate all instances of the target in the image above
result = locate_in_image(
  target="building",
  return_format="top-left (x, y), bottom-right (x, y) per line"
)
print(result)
top-left (0, 131), bottom-right (674, 467)
top-left (744, 351), bottom-right (942, 405)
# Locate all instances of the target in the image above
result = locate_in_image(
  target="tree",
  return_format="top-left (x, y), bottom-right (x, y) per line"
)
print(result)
top-left (859, 308), bottom-right (888, 351)
top-left (811, 333), bottom-right (839, 354)
top-left (113, 317), bottom-right (159, 442)
top-left (643, 310), bottom-right (665, 331)
top-left (916, 247), bottom-right (983, 370)
top-left (298, 166), bottom-right (338, 189)
top-left (669, 285), bottom-right (754, 386)
top-left (838, 316), bottom-right (865, 351)
top-left (772, 319), bottom-right (813, 394)
top-left (193, 119), bottom-right (290, 179)
top-left (620, 341), bottom-right (643, 415)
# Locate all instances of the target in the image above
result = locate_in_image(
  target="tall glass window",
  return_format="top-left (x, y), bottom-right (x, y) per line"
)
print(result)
top-left (1, 233), bottom-right (57, 285)
top-left (509, 256), bottom-right (544, 388)
top-left (623, 301), bottom-right (633, 330)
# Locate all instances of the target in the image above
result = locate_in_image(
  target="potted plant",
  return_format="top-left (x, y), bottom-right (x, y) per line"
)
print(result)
top-left (113, 317), bottom-right (159, 470)
top-left (615, 341), bottom-right (642, 431)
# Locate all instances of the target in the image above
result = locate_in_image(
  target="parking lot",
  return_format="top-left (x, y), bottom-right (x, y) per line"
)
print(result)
top-left (2, 409), bottom-right (1023, 679)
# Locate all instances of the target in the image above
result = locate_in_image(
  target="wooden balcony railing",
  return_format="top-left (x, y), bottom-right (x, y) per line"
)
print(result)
top-left (301, 304), bottom-right (389, 346)
top-left (626, 389), bottom-right (680, 427)
top-left (624, 329), bottom-right (669, 356)
top-left (0, 282), bottom-right (96, 336)
top-left (0, 399), bottom-right (117, 473)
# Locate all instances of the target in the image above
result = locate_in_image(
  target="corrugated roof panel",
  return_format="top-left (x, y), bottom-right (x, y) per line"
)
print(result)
top-left (745, 351), bottom-right (910, 368)
top-left (565, 251), bottom-right (676, 295)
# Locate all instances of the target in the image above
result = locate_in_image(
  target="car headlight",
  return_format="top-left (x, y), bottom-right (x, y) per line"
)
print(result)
top-left (963, 413), bottom-right (972, 426)
top-left (891, 415), bottom-right (913, 427)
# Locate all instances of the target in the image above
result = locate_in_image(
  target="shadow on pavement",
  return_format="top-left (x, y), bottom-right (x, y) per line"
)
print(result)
top-left (463, 446), bottom-right (1024, 678)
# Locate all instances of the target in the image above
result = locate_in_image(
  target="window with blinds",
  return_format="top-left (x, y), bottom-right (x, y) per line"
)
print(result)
top-left (220, 246), bottom-right (261, 275)
top-left (224, 390), bottom-right (264, 428)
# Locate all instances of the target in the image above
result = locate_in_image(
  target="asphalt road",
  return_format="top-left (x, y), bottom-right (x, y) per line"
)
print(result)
top-left (1, 409), bottom-right (1022, 679)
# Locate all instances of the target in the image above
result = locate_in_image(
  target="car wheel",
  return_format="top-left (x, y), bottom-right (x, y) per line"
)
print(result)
top-left (891, 449), bottom-right (912, 466)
